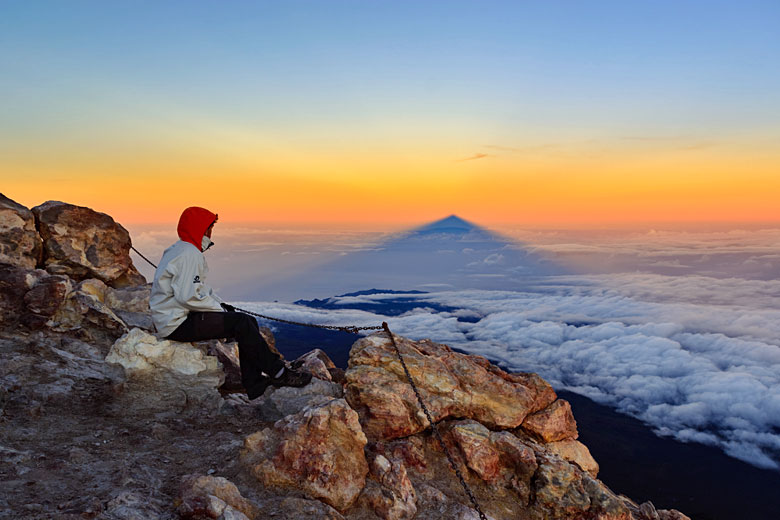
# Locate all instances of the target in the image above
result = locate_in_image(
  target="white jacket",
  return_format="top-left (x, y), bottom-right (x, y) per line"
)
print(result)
top-left (150, 239), bottom-right (224, 337)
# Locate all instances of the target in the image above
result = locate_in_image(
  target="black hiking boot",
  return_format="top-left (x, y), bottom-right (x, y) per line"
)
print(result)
top-left (271, 366), bottom-right (312, 388)
top-left (246, 376), bottom-right (272, 400)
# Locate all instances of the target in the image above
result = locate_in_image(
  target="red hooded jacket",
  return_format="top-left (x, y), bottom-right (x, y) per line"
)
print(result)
top-left (150, 206), bottom-right (223, 336)
top-left (177, 207), bottom-right (218, 251)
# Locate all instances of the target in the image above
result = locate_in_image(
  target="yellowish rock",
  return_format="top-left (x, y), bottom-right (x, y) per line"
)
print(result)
top-left (546, 439), bottom-right (599, 478)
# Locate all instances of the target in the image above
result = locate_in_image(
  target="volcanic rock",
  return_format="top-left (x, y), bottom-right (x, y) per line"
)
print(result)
top-left (23, 274), bottom-right (72, 318)
top-left (241, 398), bottom-right (369, 512)
top-left (49, 278), bottom-right (129, 346)
top-left (546, 439), bottom-right (599, 477)
top-left (533, 453), bottom-right (631, 520)
top-left (446, 419), bottom-right (538, 503)
top-left (105, 328), bottom-right (223, 414)
top-left (520, 398), bottom-right (578, 443)
top-left (293, 348), bottom-right (338, 381)
top-left (177, 474), bottom-right (259, 520)
top-left (255, 496), bottom-right (346, 519)
top-left (251, 378), bottom-right (344, 422)
top-left (32, 200), bottom-right (145, 288)
top-left (0, 263), bottom-right (48, 329)
top-left (345, 332), bottom-right (556, 440)
top-left (362, 453), bottom-right (417, 520)
top-left (0, 194), bottom-right (42, 269)
top-left (106, 327), bottom-right (220, 376)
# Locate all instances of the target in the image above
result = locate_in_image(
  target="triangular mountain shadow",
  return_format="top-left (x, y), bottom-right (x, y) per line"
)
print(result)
top-left (240, 215), bottom-right (567, 301)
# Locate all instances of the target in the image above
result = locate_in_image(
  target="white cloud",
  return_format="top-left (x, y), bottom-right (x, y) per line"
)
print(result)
top-left (239, 272), bottom-right (780, 470)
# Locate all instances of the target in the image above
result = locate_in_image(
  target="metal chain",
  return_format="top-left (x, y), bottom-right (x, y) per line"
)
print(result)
top-left (236, 306), bottom-right (383, 335)
top-left (131, 244), bottom-right (486, 517)
top-left (130, 245), bottom-right (158, 269)
top-left (381, 322), bottom-right (489, 520)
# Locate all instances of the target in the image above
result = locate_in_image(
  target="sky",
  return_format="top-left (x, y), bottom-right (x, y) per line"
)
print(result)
top-left (2, 1), bottom-right (780, 227)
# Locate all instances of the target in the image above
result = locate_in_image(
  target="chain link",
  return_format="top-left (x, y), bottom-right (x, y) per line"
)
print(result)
top-left (381, 322), bottom-right (489, 520)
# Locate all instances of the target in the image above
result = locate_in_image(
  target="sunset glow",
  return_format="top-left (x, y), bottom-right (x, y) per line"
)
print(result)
top-left (2, 1), bottom-right (779, 228)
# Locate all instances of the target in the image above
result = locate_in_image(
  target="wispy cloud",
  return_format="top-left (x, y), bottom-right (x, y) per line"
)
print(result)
top-left (621, 136), bottom-right (717, 151)
top-left (456, 153), bottom-right (489, 162)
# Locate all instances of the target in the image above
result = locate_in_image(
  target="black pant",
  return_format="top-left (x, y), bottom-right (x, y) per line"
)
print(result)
top-left (166, 311), bottom-right (284, 393)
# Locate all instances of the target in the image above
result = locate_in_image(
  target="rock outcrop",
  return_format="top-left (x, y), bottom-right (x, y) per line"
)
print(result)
top-left (0, 193), bottom-right (42, 269)
top-left (32, 199), bottom-right (145, 288)
top-left (345, 332), bottom-right (557, 441)
top-left (105, 327), bottom-right (224, 414)
top-left (241, 398), bottom-right (369, 511)
top-left (0, 196), bottom-right (148, 344)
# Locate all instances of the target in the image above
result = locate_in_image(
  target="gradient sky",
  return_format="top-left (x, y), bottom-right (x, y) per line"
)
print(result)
top-left (2, 1), bottom-right (779, 227)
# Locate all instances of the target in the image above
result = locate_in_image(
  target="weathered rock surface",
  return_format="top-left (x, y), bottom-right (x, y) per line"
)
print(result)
top-left (107, 327), bottom-right (219, 376)
top-left (520, 398), bottom-right (578, 443)
top-left (293, 348), bottom-right (339, 381)
top-left (362, 453), bottom-right (417, 520)
top-left (177, 474), bottom-right (259, 520)
top-left (254, 496), bottom-right (345, 519)
top-left (546, 439), bottom-right (599, 477)
top-left (533, 453), bottom-right (632, 519)
top-left (32, 200), bottom-right (146, 288)
top-left (241, 398), bottom-right (369, 512)
top-left (0, 263), bottom-right (48, 328)
top-left (345, 332), bottom-right (557, 440)
top-left (0, 194), bottom-right (42, 269)
top-left (105, 328), bottom-right (223, 414)
top-left (251, 378), bottom-right (344, 422)
top-left (49, 278), bottom-right (130, 345)
top-left (446, 419), bottom-right (538, 504)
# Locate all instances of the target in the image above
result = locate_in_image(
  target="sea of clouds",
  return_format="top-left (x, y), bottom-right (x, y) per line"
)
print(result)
top-left (237, 272), bottom-right (780, 470)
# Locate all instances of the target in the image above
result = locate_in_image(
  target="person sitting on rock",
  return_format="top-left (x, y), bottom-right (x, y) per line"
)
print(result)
top-left (149, 206), bottom-right (311, 398)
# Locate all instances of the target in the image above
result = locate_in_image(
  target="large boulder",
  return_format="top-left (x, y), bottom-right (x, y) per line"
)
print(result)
top-left (105, 328), bottom-right (224, 414)
top-left (32, 200), bottom-right (145, 288)
top-left (0, 194), bottom-right (42, 269)
top-left (345, 332), bottom-right (557, 440)
top-left (107, 327), bottom-right (219, 376)
top-left (241, 398), bottom-right (369, 512)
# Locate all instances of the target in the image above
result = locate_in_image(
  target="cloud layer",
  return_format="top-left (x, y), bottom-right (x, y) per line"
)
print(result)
top-left (239, 272), bottom-right (780, 470)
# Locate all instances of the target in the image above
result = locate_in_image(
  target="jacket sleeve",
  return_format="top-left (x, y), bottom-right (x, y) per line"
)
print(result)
top-left (168, 254), bottom-right (225, 313)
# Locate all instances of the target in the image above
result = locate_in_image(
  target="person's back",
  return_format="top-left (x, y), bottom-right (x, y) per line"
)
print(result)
top-left (150, 206), bottom-right (311, 398)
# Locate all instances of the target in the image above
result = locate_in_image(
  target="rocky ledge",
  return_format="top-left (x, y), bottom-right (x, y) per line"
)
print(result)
top-left (0, 194), bottom-right (688, 520)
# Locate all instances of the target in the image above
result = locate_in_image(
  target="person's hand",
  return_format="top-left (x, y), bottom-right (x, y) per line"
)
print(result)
top-left (221, 302), bottom-right (237, 313)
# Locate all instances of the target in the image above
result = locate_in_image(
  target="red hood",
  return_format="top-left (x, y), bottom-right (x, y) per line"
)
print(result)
top-left (177, 207), bottom-right (217, 251)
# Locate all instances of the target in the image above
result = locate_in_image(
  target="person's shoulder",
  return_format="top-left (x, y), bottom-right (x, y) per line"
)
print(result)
top-left (166, 241), bottom-right (202, 262)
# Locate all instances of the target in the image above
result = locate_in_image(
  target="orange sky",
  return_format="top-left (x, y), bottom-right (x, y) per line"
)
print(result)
top-left (6, 135), bottom-right (779, 229)
top-left (3, 2), bottom-right (779, 230)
